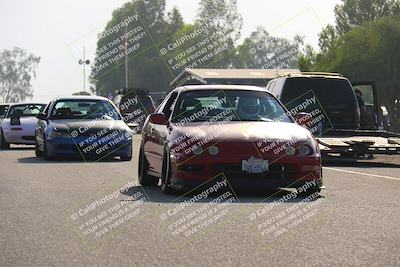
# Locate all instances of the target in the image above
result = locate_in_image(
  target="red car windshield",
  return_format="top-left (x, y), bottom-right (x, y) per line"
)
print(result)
top-left (172, 90), bottom-right (292, 123)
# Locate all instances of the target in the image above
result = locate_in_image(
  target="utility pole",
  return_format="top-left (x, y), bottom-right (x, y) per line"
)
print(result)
top-left (125, 24), bottom-right (129, 89)
top-left (78, 47), bottom-right (90, 92)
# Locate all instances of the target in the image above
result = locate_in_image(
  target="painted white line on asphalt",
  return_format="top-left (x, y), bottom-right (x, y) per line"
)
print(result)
top-left (323, 167), bottom-right (400, 181)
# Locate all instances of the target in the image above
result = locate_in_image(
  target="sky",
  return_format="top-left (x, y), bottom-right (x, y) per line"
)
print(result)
top-left (0, 0), bottom-right (341, 102)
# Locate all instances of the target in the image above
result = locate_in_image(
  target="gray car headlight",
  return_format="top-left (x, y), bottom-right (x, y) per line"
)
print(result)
top-left (48, 129), bottom-right (71, 138)
top-left (123, 130), bottom-right (134, 138)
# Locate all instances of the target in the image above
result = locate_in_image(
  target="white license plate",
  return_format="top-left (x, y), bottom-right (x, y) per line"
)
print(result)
top-left (242, 157), bottom-right (268, 174)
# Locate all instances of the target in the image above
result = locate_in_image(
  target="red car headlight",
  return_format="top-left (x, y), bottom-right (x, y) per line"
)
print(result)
top-left (298, 145), bottom-right (311, 156)
top-left (208, 145), bottom-right (219, 156)
top-left (192, 145), bottom-right (203, 156)
top-left (285, 146), bottom-right (296, 156)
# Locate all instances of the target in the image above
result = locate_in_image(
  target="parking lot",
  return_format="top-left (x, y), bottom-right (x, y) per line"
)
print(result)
top-left (1, 135), bottom-right (399, 266)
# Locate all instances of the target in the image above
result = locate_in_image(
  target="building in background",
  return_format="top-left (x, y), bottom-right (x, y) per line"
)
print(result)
top-left (170, 68), bottom-right (301, 88)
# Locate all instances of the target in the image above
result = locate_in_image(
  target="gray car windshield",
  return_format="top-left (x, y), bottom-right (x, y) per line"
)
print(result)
top-left (171, 90), bottom-right (292, 123)
top-left (49, 100), bottom-right (121, 120)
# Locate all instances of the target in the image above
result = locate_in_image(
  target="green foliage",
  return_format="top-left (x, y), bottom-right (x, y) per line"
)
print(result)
top-left (318, 24), bottom-right (337, 53)
top-left (298, 45), bottom-right (317, 72)
top-left (0, 47), bottom-right (40, 103)
top-left (334, 0), bottom-right (400, 35)
top-left (323, 18), bottom-right (400, 101)
top-left (301, 0), bottom-right (400, 67)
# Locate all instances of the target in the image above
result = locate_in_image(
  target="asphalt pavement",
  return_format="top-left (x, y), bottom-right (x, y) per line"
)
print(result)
top-left (0, 135), bottom-right (399, 266)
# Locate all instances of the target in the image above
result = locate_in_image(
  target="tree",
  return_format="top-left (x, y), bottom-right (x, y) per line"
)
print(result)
top-left (196, 0), bottom-right (242, 41)
top-left (0, 47), bottom-right (40, 103)
top-left (90, 0), bottom-right (185, 96)
top-left (194, 0), bottom-right (243, 68)
top-left (298, 45), bottom-right (318, 72)
top-left (166, 7), bottom-right (184, 35)
top-left (235, 26), bottom-right (303, 69)
top-left (303, 0), bottom-right (400, 63)
top-left (334, 0), bottom-right (400, 35)
top-left (318, 24), bottom-right (337, 53)
top-left (301, 0), bottom-right (400, 69)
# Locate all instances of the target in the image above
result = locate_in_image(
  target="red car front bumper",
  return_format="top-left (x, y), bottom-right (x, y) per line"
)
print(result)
top-left (170, 152), bottom-right (322, 191)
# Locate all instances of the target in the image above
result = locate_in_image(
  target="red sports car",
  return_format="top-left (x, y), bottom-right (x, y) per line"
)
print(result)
top-left (138, 85), bottom-right (322, 194)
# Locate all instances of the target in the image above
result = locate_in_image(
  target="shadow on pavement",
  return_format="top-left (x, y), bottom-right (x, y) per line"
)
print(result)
top-left (121, 185), bottom-right (323, 204)
top-left (1, 146), bottom-right (35, 151)
top-left (17, 156), bottom-right (126, 164)
top-left (323, 158), bottom-right (400, 168)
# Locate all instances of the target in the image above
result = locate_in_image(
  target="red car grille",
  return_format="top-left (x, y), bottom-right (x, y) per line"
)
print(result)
top-left (215, 142), bottom-right (260, 155)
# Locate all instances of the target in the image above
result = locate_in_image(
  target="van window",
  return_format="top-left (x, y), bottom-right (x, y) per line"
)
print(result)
top-left (281, 77), bottom-right (356, 106)
top-left (273, 78), bottom-right (286, 98)
top-left (353, 84), bottom-right (374, 106)
top-left (266, 80), bottom-right (276, 93)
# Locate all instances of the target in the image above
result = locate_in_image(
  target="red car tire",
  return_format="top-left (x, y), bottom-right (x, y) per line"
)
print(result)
top-left (138, 145), bottom-right (158, 186)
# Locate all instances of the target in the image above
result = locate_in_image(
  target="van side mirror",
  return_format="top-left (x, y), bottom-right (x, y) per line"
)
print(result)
top-left (36, 113), bottom-right (47, 121)
top-left (295, 112), bottom-right (312, 126)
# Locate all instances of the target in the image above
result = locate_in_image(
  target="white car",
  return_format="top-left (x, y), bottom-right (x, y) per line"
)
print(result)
top-left (0, 103), bottom-right (46, 149)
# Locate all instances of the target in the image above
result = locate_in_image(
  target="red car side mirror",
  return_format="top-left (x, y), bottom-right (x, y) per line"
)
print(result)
top-left (149, 113), bottom-right (168, 125)
top-left (295, 112), bottom-right (312, 126)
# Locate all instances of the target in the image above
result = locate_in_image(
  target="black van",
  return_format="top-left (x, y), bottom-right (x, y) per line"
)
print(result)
top-left (267, 73), bottom-right (360, 133)
top-left (113, 88), bottom-right (156, 131)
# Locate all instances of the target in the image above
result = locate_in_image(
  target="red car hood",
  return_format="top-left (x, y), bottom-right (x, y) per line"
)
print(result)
top-left (169, 121), bottom-right (312, 143)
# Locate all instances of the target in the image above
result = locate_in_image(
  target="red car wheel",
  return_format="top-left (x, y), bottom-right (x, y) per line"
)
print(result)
top-left (161, 149), bottom-right (174, 194)
top-left (138, 145), bottom-right (158, 186)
